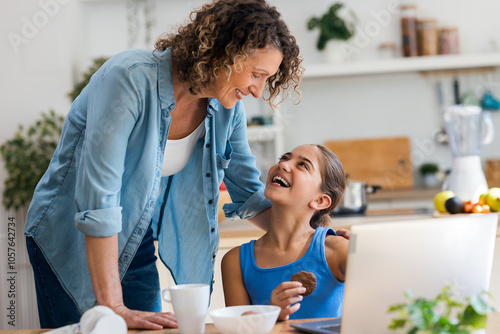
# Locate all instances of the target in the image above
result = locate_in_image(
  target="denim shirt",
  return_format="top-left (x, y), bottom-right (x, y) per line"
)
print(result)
top-left (24, 48), bottom-right (271, 313)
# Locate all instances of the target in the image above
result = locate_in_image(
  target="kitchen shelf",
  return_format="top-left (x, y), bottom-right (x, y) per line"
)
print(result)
top-left (303, 52), bottom-right (500, 78)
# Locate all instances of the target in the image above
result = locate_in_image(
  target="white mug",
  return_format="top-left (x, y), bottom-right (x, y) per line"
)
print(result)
top-left (162, 283), bottom-right (210, 334)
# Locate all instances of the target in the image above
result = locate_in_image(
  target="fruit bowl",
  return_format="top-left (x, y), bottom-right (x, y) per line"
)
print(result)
top-left (210, 305), bottom-right (280, 334)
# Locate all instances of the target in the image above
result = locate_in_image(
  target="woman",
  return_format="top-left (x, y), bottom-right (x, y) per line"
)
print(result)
top-left (24, 0), bottom-right (302, 330)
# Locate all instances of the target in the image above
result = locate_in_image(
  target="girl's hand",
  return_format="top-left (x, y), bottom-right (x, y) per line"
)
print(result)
top-left (270, 281), bottom-right (306, 321)
top-left (112, 304), bottom-right (178, 330)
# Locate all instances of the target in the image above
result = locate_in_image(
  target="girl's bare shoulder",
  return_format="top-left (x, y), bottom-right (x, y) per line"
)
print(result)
top-left (324, 233), bottom-right (349, 252)
top-left (222, 246), bottom-right (241, 266)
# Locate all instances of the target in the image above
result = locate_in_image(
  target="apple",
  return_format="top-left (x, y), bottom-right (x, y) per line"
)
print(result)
top-left (485, 187), bottom-right (500, 212)
top-left (434, 190), bottom-right (455, 213)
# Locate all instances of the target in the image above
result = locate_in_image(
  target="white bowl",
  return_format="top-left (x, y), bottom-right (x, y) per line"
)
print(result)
top-left (210, 305), bottom-right (281, 334)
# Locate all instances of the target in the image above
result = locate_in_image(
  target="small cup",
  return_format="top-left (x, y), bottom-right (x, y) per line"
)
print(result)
top-left (162, 283), bottom-right (210, 334)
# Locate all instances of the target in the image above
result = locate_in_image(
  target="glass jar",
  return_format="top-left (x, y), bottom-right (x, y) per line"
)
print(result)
top-left (400, 4), bottom-right (418, 57)
top-left (439, 27), bottom-right (460, 55)
top-left (417, 19), bottom-right (438, 56)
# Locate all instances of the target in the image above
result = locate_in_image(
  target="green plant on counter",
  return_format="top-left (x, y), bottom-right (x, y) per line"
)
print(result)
top-left (306, 2), bottom-right (357, 51)
top-left (388, 285), bottom-right (495, 334)
top-left (0, 110), bottom-right (65, 210)
top-left (419, 162), bottom-right (440, 176)
top-left (67, 57), bottom-right (109, 101)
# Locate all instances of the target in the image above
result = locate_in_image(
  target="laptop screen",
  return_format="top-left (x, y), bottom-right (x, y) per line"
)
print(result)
top-left (338, 214), bottom-right (498, 334)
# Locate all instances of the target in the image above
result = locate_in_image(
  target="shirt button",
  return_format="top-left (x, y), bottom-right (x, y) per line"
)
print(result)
top-left (205, 143), bottom-right (210, 148)
top-left (211, 227), bottom-right (215, 233)
top-left (206, 172), bottom-right (211, 177)
top-left (208, 200), bottom-right (213, 205)
top-left (212, 254), bottom-right (216, 259)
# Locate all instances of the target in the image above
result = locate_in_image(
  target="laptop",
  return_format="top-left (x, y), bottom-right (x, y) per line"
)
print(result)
top-left (291, 213), bottom-right (498, 334)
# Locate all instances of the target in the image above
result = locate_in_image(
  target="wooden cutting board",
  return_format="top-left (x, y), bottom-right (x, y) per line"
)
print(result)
top-left (325, 136), bottom-right (414, 190)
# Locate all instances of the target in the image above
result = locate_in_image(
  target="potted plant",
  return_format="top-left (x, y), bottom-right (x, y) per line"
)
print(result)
top-left (388, 285), bottom-right (495, 334)
top-left (419, 162), bottom-right (441, 188)
top-left (0, 110), bottom-right (65, 210)
top-left (306, 2), bottom-right (357, 61)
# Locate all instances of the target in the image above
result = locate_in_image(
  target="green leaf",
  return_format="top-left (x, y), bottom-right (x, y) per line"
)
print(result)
top-left (306, 2), bottom-right (357, 50)
top-left (388, 303), bottom-right (407, 312)
top-left (387, 284), bottom-right (494, 333)
top-left (462, 305), bottom-right (487, 329)
top-left (468, 293), bottom-right (492, 315)
top-left (388, 318), bottom-right (407, 330)
top-left (0, 110), bottom-right (65, 209)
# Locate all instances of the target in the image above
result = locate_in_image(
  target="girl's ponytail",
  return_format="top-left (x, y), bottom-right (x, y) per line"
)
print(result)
top-left (309, 145), bottom-right (346, 229)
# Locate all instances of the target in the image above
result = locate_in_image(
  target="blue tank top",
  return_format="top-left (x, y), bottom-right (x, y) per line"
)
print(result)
top-left (240, 227), bottom-right (344, 319)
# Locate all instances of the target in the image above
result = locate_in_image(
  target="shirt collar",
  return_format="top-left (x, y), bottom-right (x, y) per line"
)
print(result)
top-left (156, 48), bottom-right (175, 111)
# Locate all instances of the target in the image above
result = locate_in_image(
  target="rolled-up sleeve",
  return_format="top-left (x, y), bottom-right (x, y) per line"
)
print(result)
top-left (223, 187), bottom-right (270, 220)
top-left (75, 207), bottom-right (123, 237)
top-left (74, 63), bottom-right (140, 236)
top-left (221, 103), bottom-right (271, 220)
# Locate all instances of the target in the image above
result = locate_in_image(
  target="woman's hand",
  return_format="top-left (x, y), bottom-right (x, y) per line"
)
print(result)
top-left (335, 228), bottom-right (350, 239)
top-left (270, 281), bottom-right (305, 321)
top-left (112, 304), bottom-right (178, 330)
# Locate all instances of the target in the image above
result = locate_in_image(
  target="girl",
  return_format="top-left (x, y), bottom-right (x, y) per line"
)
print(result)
top-left (221, 144), bottom-right (348, 320)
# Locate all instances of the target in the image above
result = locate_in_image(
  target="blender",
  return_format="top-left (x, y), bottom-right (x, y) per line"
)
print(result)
top-left (443, 105), bottom-right (494, 202)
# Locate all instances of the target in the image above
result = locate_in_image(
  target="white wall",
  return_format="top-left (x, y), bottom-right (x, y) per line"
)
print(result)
top-left (2, 0), bottom-right (500, 191)
top-left (1, 0), bottom-right (500, 328)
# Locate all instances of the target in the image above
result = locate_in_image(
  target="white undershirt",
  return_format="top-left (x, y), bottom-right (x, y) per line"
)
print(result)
top-left (161, 121), bottom-right (206, 177)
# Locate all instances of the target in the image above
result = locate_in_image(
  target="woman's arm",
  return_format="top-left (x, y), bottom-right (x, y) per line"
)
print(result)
top-left (221, 247), bottom-right (251, 306)
top-left (220, 103), bottom-right (272, 222)
top-left (246, 207), bottom-right (271, 231)
top-left (85, 235), bottom-right (177, 329)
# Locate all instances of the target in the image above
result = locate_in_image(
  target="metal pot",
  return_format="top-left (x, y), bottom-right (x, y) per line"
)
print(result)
top-left (333, 180), bottom-right (381, 215)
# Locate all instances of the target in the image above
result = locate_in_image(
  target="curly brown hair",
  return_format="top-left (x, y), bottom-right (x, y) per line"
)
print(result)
top-left (154, 0), bottom-right (303, 109)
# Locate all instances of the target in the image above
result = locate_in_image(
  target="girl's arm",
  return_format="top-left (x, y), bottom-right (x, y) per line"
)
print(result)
top-left (221, 245), bottom-right (305, 320)
top-left (221, 247), bottom-right (251, 306)
top-left (325, 235), bottom-right (350, 282)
